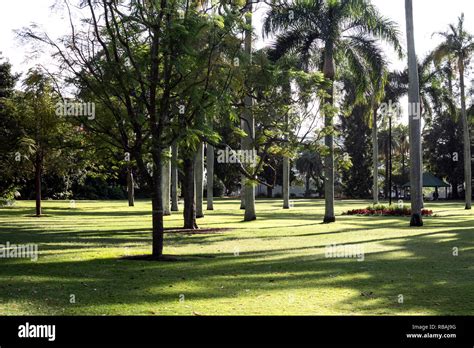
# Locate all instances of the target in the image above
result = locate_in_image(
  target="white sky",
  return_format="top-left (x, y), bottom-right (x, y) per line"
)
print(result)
top-left (1, 0), bottom-right (473, 123)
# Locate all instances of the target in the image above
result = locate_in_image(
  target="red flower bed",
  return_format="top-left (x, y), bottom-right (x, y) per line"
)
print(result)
top-left (344, 207), bottom-right (433, 216)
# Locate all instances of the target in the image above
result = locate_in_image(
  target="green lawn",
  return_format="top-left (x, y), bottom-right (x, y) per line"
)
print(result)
top-left (0, 199), bottom-right (473, 315)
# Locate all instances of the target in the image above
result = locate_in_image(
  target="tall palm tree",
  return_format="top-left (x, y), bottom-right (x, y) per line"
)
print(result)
top-left (395, 125), bottom-right (410, 182)
top-left (378, 128), bottom-right (400, 199)
top-left (264, 0), bottom-right (402, 223)
top-left (161, 149), bottom-right (171, 216)
top-left (431, 14), bottom-right (474, 209)
top-left (379, 57), bottom-right (453, 206)
top-left (405, 0), bottom-right (423, 226)
top-left (295, 150), bottom-right (324, 197)
top-left (195, 142), bottom-right (204, 218)
top-left (371, 75), bottom-right (387, 205)
top-left (242, 2), bottom-right (256, 221)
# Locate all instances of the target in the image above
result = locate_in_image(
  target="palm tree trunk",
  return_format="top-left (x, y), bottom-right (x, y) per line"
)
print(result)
top-left (405, 0), bottom-right (423, 226)
top-left (458, 58), bottom-right (472, 209)
top-left (171, 142), bottom-right (179, 211)
top-left (243, 4), bottom-right (256, 221)
top-left (151, 148), bottom-right (164, 257)
top-left (385, 144), bottom-right (389, 199)
top-left (240, 174), bottom-right (246, 209)
top-left (206, 143), bottom-right (214, 210)
top-left (194, 142), bottom-right (204, 218)
top-left (161, 148), bottom-right (171, 216)
top-left (282, 78), bottom-right (291, 209)
top-left (372, 107), bottom-right (379, 204)
top-left (323, 42), bottom-right (336, 223)
top-left (283, 157), bottom-right (290, 208)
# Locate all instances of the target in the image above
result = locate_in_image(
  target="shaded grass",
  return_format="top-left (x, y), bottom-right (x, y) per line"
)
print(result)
top-left (0, 198), bottom-right (473, 315)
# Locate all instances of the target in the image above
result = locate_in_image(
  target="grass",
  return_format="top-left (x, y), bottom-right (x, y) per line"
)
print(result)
top-left (0, 198), bottom-right (473, 315)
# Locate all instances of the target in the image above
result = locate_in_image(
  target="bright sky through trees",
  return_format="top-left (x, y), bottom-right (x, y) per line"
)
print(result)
top-left (1, 0), bottom-right (472, 123)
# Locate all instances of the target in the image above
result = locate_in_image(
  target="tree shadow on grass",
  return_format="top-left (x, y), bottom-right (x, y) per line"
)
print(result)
top-left (0, 220), bottom-right (473, 315)
top-left (0, 200), bottom-right (473, 315)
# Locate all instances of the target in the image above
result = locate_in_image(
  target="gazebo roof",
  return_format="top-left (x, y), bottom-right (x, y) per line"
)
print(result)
top-left (402, 172), bottom-right (450, 188)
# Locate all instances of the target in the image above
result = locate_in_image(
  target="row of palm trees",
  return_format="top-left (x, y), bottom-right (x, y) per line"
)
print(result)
top-left (176, 0), bottom-right (471, 227)
top-left (256, 0), bottom-right (472, 226)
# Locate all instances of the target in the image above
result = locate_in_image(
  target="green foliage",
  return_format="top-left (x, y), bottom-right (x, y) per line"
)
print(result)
top-left (340, 104), bottom-right (373, 198)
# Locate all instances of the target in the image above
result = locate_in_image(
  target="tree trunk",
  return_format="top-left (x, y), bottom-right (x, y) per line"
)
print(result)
top-left (171, 142), bottom-right (179, 211)
top-left (242, 5), bottom-right (256, 221)
top-left (240, 175), bottom-right (246, 209)
top-left (452, 181), bottom-right (459, 199)
top-left (282, 77), bottom-right (291, 209)
top-left (372, 107), bottom-right (379, 204)
top-left (283, 157), bottom-right (290, 209)
top-left (305, 173), bottom-right (311, 197)
top-left (183, 157), bottom-right (198, 229)
top-left (322, 42), bottom-right (336, 223)
top-left (459, 58), bottom-right (472, 209)
top-left (127, 166), bottom-right (135, 207)
top-left (151, 150), bottom-right (164, 258)
top-left (206, 143), bottom-right (214, 210)
top-left (267, 186), bottom-right (273, 198)
top-left (194, 142), bottom-right (204, 218)
top-left (161, 148), bottom-right (171, 216)
top-left (405, 0), bottom-right (423, 226)
top-left (385, 145), bottom-right (389, 199)
top-left (35, 152), bottom-right (42, 217)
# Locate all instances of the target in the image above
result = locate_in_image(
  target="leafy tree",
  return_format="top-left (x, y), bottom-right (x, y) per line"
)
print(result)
top-left (22, 0), bottom-right (251, 257)
top-left (424, 113), bottom-right (464, 199)
top-left (431, 13), bottom-right (474, 209)
top-left (11, 69), bottom-right (78, 216)
top-left (340, 104), bottom-right (372, 198)
top-left (0, 56), bottom-right (21, 199)
top-left (295, 150), bottom-right (324, 197)
top-left (264, 0), bottom-right (402, 223)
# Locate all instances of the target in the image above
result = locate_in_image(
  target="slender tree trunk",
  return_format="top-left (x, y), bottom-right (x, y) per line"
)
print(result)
top-left (305, 173), bottom-right (311, 197)
top-left (282, 78), bottom-right (291, 209)
top-left (283, 158), bottom-right (290, 208)
top-left (183, 157), bottom-right (198, 229)
top-left (242, 4), bottom-right (256, 221)
top-left (240, 175), bottom-right (246, 209)
top-left (151, 149), bottom-right (164, 258)
top-left (323, 42), bottom-right (336, 223)
top-left (405, 0), bottom-right (423, 226)
top-left (402, 152), bottom-right (406, 179)
top-left (194, 142), bottom-right (204, 218)
top-left (459, 59), bottom-right (472, 209)
top-left (206, 143), bottom-right (214, 210)
top-left (127, 166), bottom-right (135, 207)
top-left (385, 145), bottom-right (389, 199)
top-left (267, 186), bottom-right (273, 198)
top-left (372, 107), bottom-right (379, 204)
top-left (161, 148), bottom-right (171, 216)
top-left (35, 152), bottom-right (42, 217)
top-left (171, 142), bottom-right (179, 211)
top-left (453, 181), bottom-right (459, 199)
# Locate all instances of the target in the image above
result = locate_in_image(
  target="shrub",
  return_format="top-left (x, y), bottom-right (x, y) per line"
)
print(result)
top-left (343, 204), bottom-right (433, 216)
